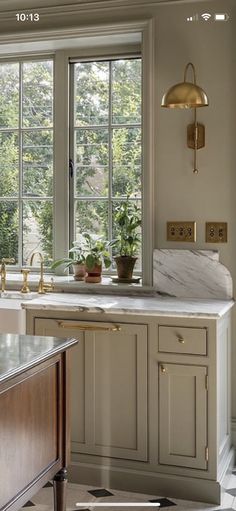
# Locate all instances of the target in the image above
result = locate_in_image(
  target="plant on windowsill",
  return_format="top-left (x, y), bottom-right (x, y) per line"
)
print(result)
top-left (83, 233), bottom-right (112, 283)
top-left (109, 198), bottom-right (141, 282)
top-left (51, 233), bottom-right (112, 283)
top-left (51, 235), bottom-right (87, 281)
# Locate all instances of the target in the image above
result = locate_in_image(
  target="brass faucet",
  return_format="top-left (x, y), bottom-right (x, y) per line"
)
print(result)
top-left (30, 252), bottom-right (54, 294)
top-left (0, 258), bottom-right (15, 292)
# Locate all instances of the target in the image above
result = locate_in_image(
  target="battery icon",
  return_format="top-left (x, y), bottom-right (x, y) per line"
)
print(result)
top-left (214, 13), bottom-right (229, 21)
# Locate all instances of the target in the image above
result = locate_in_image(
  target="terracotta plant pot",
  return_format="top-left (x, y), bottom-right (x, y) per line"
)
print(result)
top-left (114, 256), bottom-right (137, 281)
top-left (85, 263), bottom-right (102, 283)
top-left (72, 263), bottom-right (87, 281)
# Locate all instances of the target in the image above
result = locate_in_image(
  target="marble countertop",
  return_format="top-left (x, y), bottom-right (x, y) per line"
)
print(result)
top-left (0, 334), bottom-right (78, 382)
top-left (21, 292), bottom-right (234, 318)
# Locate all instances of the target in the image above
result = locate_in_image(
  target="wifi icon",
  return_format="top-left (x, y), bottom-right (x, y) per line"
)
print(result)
top-left (201, 12), bottom-right (212, 21)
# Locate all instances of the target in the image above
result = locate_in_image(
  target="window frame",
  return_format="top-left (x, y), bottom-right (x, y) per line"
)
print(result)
top-left (0, 54), bottom-right (54, 270)
top-left (69, 55), bottom-right (142, 274)
top-left (0, 19), bottom-right (155, 285)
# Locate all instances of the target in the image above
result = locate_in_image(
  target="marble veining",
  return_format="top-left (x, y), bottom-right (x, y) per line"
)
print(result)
top-left (153, 249), bottom-right (233, 299)
top-left (21, 292), bottom-right (234, 318)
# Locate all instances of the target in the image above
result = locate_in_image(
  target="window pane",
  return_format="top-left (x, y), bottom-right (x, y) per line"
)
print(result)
top-left (112, 127), bottom-right (141, 197)
top-left (0, 132), bottom-right (19, 197)
top-left (0, 63), bottom-right (19, 128)
top-left (22, 61), bottom-right (53, 128)
top-left (74, 62), bottom-right (109, 126)
top-left (0, 201), bottom-right (18, 261)
top-left (75, 200), bottom-right (108, 240)
top-left (75, 129), bottom-right (108, 197)
top-left (112, 59), bottom-right (141, 125)
top-left (112, 200), bottom-right (142, 271)
top-left (23, 201), bottom-right (53, 265)
top-left (23, 130), bottom-right (53, 197)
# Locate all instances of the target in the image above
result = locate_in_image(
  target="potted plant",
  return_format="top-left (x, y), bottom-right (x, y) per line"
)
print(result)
top-left (83, 233), bottom-right (111, 283)
top-left (110, 199), bottom-right (141, 281)
top-left (51, 236), bottom-right (87, 281)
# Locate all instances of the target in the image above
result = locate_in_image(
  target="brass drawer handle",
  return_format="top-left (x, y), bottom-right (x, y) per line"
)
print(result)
top-left (160, 365), bottom-right (166, 374)
top-left (177, 337), bottom-right (185, 344)
top-left (57, 321), bottom-right (121, 332)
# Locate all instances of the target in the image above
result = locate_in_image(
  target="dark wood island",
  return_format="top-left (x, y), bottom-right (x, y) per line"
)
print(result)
top-left (0, 334), bottom-right (78, 511)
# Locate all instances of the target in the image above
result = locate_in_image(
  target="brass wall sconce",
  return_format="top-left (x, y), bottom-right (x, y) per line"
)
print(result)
top-left (161, 62), bottom-right (209, 174)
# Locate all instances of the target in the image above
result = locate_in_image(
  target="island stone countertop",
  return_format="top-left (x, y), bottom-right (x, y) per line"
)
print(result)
top-left (21, 292), bottom-right (234, 318)
top-left (0, 333), bottom-right (77, 382)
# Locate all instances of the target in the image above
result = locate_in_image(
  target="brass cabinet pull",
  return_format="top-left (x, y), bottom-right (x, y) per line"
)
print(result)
top-left (160, 365), bottom-right (166, 374)
top-left (177, 336), bottom-right (185, 344)
top-left (57, 321), bottom-right (121, 332)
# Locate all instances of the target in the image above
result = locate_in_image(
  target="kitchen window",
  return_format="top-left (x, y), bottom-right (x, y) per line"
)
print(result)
top-left (69, 57), bottom-right (142, 271)
top-left (0, 58), bottom-right (54, 267)
top-left (0, 47), bottom-right (150, 280)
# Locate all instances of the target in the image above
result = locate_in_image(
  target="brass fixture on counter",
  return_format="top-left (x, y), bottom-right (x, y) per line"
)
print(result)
top-left (57, 321), bottom-right (121, 332)
top-left (21, 269), bottom-right (31, 293)
top-left (30, 252), bottom-right (54, 294)
top-left (0, 258), bottom-right (15, 292)
top-left (161, 62), bottom-right (209, 174)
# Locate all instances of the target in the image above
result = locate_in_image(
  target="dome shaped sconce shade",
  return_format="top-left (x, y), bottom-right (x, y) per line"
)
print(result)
top-left (161, 62), bottom-right (209, 108)
top-left (161, 63), bottom-right (209, 173)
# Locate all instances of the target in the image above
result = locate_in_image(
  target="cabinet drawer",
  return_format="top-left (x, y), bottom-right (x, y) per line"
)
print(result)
top-left (158, 326), bottom-right (207, 355)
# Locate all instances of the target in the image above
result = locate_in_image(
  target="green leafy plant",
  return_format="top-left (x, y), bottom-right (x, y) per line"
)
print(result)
top-left (51, 233), bottom-right (111, 272)
top-left (51, 235), bottom-right (87, 271)
top-left (110, 199), bottom-right (141, 257)
top-left (83, 233), bottom-right (111, 270)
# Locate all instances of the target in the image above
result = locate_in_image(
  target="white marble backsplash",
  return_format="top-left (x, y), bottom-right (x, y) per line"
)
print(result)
top-left (153, 249), bottom-right (233, 300)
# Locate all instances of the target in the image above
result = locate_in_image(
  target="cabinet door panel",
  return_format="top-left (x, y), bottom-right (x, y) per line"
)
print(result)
top-left (34, 318), bottom-right (147, 461)
top-left (159, 363), bottom-right (207, 470)
top-left (34, 319), bottom-right (87, 448)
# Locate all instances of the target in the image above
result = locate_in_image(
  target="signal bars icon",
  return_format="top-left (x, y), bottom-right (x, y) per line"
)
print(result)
top-left (187, 14), bottom-right (198, 21)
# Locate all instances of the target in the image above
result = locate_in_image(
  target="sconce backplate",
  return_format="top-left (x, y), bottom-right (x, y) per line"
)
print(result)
top-left (187, 123), bottom-right (205, 149)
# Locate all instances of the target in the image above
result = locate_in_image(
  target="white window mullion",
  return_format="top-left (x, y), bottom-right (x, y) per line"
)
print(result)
top-left (69, 63), bottom-right (75, 247)
top-left (19, 61), bottom-right (23, 267)
top-left (54, 50), bottom-right (70, 271)
top-left (108, 60), bottom-right (113, 246)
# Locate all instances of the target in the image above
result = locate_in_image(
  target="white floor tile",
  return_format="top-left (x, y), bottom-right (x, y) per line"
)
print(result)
top-left (22, 480), bottom-right (236, 511)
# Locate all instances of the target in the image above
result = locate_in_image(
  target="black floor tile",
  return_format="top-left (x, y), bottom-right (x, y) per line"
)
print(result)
top-left (43, 481), bottom-right (53, 488)
top-left (149, 498), bottom-right (176, 508)
top-left (226, 488), bottom-right (236, 496)
top-left (22, 502), bottom-right (35, 508)
top-left (88, 489), bottom-right (114, 498)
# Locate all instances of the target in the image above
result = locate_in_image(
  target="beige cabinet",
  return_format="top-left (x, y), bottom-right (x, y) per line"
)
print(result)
top-left (34, 318), bottom-right (148, 461)
top-left (27, 308), bottom-right (232, 504)
top-left (159, 363), bottom-right (207, 469)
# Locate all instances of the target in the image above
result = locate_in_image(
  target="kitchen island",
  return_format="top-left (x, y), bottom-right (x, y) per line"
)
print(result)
top-left (23, 293), bottom-right (234, 504)
top-left (0, 333), bottom-right (78, 511)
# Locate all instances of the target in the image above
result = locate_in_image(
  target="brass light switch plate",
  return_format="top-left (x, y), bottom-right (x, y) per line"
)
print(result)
top-left (167, 222), bottom-right (196, 242)
top-left (205, 222), bottom-right (228, 243)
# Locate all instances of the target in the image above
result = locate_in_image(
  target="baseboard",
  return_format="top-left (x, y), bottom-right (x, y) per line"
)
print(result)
top-left (68, 462), bottom-right (221, 504)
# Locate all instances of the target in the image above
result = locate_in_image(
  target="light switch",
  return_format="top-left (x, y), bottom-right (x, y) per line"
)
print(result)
top-left (167, 222), bottom-right (196, 242)
top-left (205, 222), bottom-right (228, 243)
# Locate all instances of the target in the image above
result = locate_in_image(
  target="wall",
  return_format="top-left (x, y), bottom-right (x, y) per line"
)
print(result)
top-left (0, 0), bottom-right (236, 417)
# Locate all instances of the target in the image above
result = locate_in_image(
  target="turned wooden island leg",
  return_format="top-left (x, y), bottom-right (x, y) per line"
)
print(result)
top-left (53, 468), bottom-right (68, 511)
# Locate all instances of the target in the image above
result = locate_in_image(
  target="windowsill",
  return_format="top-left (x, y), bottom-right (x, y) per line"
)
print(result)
top-left (5, 274), bottom-right (155, 296)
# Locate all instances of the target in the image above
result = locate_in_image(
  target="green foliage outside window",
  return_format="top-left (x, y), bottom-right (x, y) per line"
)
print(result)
top-left (0, 57), bottom-right (141, 268)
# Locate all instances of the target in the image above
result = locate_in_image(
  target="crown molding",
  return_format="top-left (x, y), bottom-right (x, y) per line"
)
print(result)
top-left (0, 20), bottom-right (148, 44)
